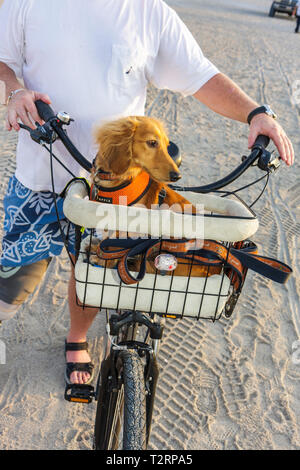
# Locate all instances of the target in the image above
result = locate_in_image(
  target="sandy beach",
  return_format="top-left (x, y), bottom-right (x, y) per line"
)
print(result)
top-left (0, 0), bottom-right (300, 450)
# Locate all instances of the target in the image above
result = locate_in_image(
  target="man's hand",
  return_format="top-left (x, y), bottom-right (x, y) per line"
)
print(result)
top-left (194, 74), bottom-right (295, 167)
top-left (6, 89), bottom-right (51, 132)
top-left (248, 114), bottom-right (294, 166)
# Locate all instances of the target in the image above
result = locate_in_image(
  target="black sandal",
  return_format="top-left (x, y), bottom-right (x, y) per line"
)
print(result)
top-left (65, 340), bottom-right (95, 385)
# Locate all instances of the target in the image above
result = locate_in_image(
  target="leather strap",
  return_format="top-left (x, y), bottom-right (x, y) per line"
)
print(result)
top-left (95, 238), bottom-right (292, 290)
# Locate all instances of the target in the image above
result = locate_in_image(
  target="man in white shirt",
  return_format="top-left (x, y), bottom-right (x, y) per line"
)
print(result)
top-left (0, 0), bottom-right (294, 385)
top-left (294, 0), bottom-right (300, 32)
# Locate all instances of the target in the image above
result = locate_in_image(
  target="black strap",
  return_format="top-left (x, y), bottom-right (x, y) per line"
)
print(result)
top-left (231, 248), bottom-right (292, 284)
top-left (247, 106), bottom-right (272, 125)
top-left (66, 363), bottom-right (94, 373)
top-left (65, 341), bottom-right (89, 352)
top-left (158, 188), bottom-right (167, 206)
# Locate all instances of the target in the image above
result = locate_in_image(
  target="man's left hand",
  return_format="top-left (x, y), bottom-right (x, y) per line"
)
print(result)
top-left (248, 114), bottom-right (294, 166)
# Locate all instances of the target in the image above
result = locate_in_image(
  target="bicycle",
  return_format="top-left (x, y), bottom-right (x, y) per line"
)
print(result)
top-left (19, 100), bottom-right (292, 450)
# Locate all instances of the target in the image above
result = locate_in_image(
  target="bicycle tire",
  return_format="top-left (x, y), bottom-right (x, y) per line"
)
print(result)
top-left (94, 349), bottom-right (147, 450)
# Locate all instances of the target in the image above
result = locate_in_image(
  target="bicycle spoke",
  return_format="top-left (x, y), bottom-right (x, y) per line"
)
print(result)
top-left (108, 385), bottom-right (124, 450)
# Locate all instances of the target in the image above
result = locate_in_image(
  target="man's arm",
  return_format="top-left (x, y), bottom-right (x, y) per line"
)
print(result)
top-left (0, 60), bottom-right (24, 102)
top-left (0, 61), bottom-right (51, 131)
top-left (193, 73), bottom-right (294, 166)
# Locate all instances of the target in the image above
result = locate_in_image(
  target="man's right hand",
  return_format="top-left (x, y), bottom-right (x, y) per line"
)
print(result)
top-left (5, 89), bottom-right (51, 132)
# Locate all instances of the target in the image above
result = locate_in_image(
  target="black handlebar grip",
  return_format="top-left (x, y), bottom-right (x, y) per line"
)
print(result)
top-left (35, 100), bottom-right (56, 122)
top-left (252, 134), bottom-right (270, 150)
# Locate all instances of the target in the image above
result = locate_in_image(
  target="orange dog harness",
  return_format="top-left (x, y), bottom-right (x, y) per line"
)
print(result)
top-left (90, 171), bottom-right (152, 206)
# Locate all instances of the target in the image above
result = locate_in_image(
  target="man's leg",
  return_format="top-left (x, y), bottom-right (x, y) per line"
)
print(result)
top-left (66, 258), bottom-right (99, 384)
top-left (0, 174), bottom-right (98, 385)
top-left (0, 258), bottom-right (99, 385)
top-left (295, 16), bottom-right (300, 32)
top-left (0, 259), bottom-right (52, 321)
top-left (0, 300), bottom-right (19, 321)
top-left (0, 175), bottom-right (54, 320)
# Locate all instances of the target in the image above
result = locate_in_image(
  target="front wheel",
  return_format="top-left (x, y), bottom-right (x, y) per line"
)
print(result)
top-left (94, 349), bottom-right (147, 450)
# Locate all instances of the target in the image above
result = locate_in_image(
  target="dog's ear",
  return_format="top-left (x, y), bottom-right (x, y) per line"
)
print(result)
top-left (94, 118), bottom-right (137, 175)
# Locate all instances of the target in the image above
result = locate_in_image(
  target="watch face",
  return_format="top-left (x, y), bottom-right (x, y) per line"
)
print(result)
top-left (263, 104), bottom-right (277, 119)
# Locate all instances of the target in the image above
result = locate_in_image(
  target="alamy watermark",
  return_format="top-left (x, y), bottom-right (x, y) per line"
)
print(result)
top-left (0, 340), bottom-right (6, 365)
top-left (94, 200), bottom-right (205, 241)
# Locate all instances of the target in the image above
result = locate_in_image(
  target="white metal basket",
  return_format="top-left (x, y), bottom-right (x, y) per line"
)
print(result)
top-left (63, 180), bottom-right (259, 319)
top-left (75, 238), bottom-right (231, 319)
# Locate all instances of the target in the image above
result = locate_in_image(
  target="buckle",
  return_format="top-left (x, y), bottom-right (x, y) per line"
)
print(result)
top-left (64, 384), bottom-right (95, 404)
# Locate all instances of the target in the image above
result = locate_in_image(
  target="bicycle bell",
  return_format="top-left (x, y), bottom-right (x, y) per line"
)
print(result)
top-left (57, 111), bottom-right (72, 125)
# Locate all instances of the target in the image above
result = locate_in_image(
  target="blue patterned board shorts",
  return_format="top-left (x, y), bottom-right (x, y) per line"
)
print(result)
top-left (1, 175), bottom-right (78, 267)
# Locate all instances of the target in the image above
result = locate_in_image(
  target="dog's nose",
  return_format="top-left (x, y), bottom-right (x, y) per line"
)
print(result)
top-left (169, 171), bottom-right (181, 182)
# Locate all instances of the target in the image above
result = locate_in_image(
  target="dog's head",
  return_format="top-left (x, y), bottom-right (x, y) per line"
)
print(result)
top-left (93, 116), bottom-right (181, 184)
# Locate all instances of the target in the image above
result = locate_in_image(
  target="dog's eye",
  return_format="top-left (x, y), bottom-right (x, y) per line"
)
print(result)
top-left (147, 140), bottom-right (158, 148)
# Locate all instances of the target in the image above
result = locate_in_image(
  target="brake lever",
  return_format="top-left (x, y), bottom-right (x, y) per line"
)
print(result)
top-left (19, 123), bottom-right (34, 132)
top-left (19, 121), bottom-right (57, 145)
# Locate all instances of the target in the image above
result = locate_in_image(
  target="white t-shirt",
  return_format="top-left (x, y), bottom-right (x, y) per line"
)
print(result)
top-left (297, 1), bottom-right (300, 16)
top-left (0, 0), bottom-right (219, 192)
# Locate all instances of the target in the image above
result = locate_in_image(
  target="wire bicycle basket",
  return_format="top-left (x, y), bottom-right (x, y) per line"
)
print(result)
top-left (64, 180), bottom-right (262, 321)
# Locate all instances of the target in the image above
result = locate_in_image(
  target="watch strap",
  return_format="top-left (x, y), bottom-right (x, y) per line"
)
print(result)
top-left (247, 106), bottom-right (276, 125)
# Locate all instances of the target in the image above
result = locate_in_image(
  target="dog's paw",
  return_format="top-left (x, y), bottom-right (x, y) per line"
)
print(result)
top-left (89, 254), bottom-right (102, 265)
top-left (85, 243), bottom-right (99, 255)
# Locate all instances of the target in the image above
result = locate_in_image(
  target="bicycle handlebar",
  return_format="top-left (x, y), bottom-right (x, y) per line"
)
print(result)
top-left (35, 100), bottom-right (56, 122)
top-left (251, 134), bottom-right (270, 151)
top-left (35, 100), bottom-right (92, 172)
top-left (34, 100), bottom-right (273, 193)
top-left (53, 126), bottom-right (92, 172)
top-left (170, 134), bottom-right (271, 194)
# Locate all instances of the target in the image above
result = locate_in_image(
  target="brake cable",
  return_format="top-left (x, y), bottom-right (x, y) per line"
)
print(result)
top-left (222, 172), bottom-right (270, 207)
top-left (41, 143), bottom-right (76, 178)
top-left (48, 136), bottom-right (76, 268)
top-left (19, 121), bottom-right (80, 267)
top-left (249, 172), bottom-right (270, 208)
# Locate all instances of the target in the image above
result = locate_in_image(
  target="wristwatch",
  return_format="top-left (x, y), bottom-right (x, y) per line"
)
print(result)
top-left (247, 105), bottom-right (277, 125)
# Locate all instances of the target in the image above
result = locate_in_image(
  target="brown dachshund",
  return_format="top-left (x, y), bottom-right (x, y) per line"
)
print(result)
top-left (89, 116), bottom-right (220, 278)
